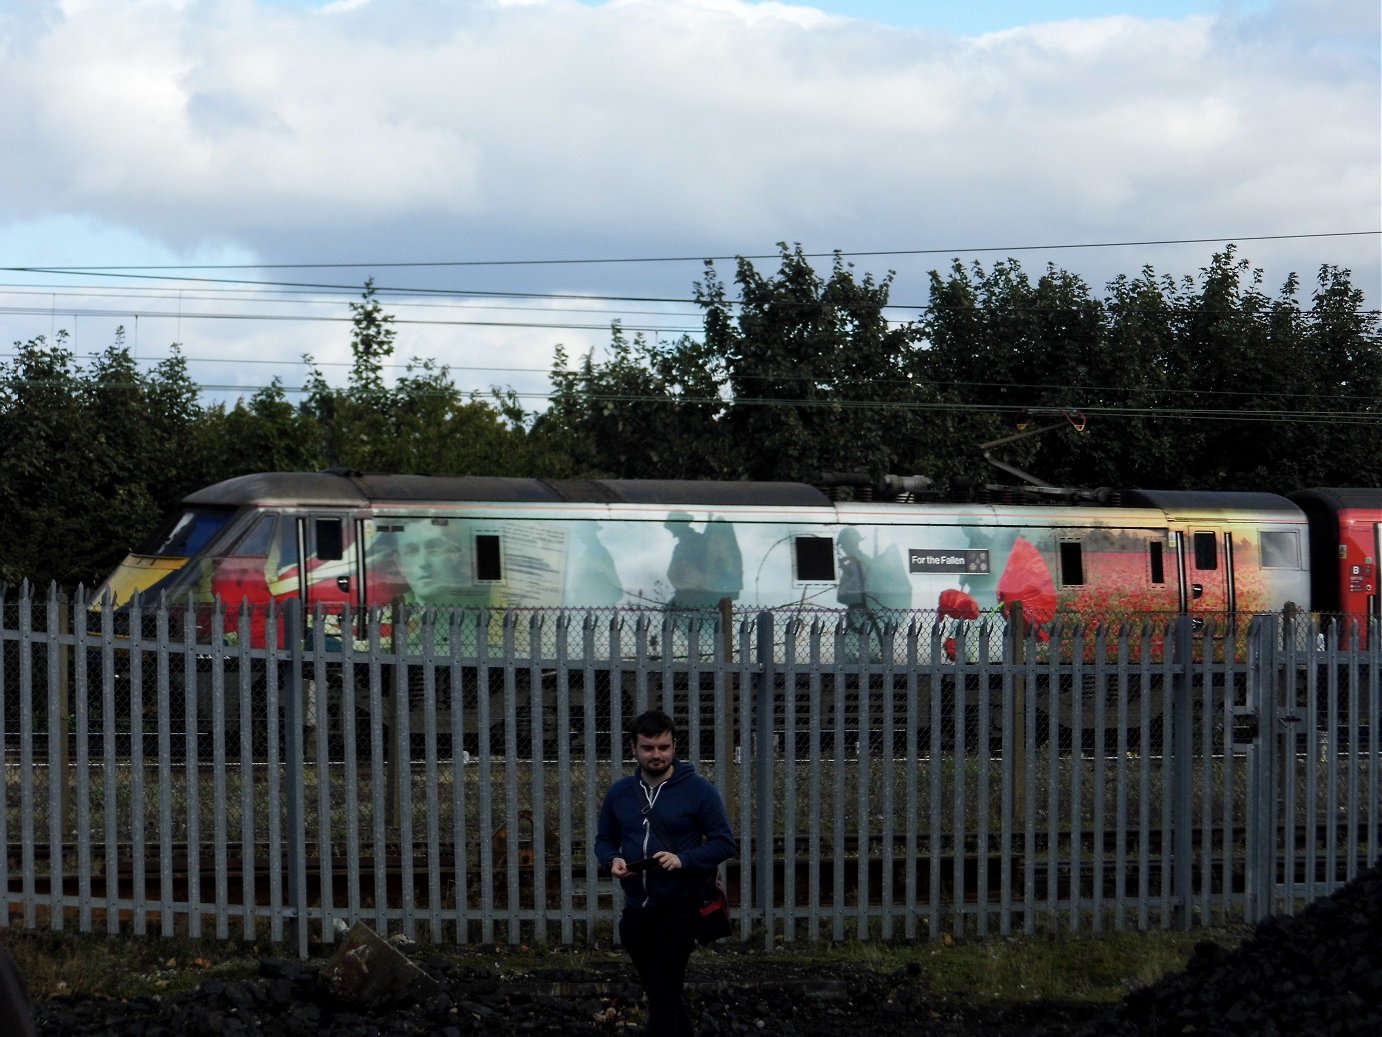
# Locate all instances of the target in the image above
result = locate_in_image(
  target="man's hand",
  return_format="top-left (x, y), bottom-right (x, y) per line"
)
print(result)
top-left (611, 857), bottom-right (630, 878)
top-left (653, 851), bottom-right (682, 870)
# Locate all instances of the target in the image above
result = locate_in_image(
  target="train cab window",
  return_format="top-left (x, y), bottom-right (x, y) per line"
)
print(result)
top-left (475, 534), bottom-right (502, 582)
top-left (1193, 531), bottom-right (1218, 570)
top-left (795, 537), bottom-right (835, 581)
top-left (1149, 541), bottom-right (1165, 584)
top-left (1058, 542), bottom-right (1085, 586)
top-left (228, 515), bottom-right (276, 557)
top-left (315, 518), bottom-right (344, 561)
top-left (207, 516), bottom-right (279, 607)
top-left (1259, 530), bottom-right (1301, 568)
top-left (147, 507), bottom-right (233, 557)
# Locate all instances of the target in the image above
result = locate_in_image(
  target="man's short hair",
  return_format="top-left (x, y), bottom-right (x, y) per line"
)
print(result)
top-left (630, 709), bottom-right (677, 744)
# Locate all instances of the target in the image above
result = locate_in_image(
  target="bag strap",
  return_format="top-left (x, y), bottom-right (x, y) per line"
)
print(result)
top-left (634, 784), bottom-right (726, 903)
top-left (635, 784), bottom-right (688, 855)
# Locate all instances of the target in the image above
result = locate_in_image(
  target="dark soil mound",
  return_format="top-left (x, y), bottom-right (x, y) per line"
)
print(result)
top-left (1041, 862), bottom-right (1382, 1037)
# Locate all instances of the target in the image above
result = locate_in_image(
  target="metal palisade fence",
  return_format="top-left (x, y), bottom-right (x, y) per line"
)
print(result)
top-left (0, 584), bottom-right (1379, 958)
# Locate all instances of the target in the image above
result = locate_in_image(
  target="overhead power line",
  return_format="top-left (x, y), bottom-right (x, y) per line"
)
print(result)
top-left (5, 230), bottom-right (1377, 273)
top-left (9, 378), bottom-right (1382, 429)
top-left (0, 303), bottom-right (701, 336)
top-left (7, 360), bottom-right (1380, 428)
top-left (2, 229), bottom-right (1376, 327)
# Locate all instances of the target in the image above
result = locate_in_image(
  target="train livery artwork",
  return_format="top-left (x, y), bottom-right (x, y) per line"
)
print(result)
top-left (85, 471), bottom-right (1382, 661)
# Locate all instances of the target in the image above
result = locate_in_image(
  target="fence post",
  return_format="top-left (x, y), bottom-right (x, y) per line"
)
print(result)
top-left (1010, 602), bottom-right (1026, 828)
top-left (282, 608), bottom-right (309, 958)
top-left (46, 585), bottom-right (67, 931)
top-left (719, 597), bottom-right (734, 662)
top-left (720, 597), bottom-right (737, 751)
top-left (55, 588), bottom-right (73, 849)
top-left (754, 611), bottom-right (774, 946)
top-left (1172, 616), bottom-right (1195, 929)
top-left (1244, 615), bottom-right (1280, 924)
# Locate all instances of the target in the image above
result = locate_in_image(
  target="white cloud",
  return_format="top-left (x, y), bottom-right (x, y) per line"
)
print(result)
top-left (0, 0), bottom-right (1375, 403)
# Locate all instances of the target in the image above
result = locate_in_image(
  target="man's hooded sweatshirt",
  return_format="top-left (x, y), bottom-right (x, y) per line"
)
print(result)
top-left (595, 759), bottom-right (736, 908)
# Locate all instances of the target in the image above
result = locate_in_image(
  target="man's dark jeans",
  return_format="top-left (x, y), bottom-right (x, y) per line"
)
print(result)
top-left (619, 900), bottom-right (699, 1036)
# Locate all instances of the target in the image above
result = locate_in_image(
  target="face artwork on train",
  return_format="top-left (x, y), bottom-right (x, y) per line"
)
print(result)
top-left (389, 519), bottom-right (490, 606)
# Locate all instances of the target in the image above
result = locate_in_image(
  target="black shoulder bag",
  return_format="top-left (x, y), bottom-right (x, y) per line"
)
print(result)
top-left (638, 793), bottom-right (732, 945)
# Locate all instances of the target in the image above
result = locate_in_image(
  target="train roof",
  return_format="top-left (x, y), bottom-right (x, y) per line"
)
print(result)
top-left (186, 472), bottom-right (1353, 521)
top-left (1289, 487), bottom-right (1382, 514)
top-left (183, 471), bottom-right (834, 509)
top-left (1121, 488), bottom-right (1300, 516)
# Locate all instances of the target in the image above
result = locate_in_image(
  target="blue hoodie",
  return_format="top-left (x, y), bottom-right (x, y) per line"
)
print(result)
top-left (595, 759), bottom-right (736, 908)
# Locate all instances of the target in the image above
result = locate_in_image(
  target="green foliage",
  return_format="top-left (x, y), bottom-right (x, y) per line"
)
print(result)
top-left (535, 323), bottom-right (732, 479)
top-left (0, 330), bottom-right (216, 588)
top-left (707, 244), bottom-right (938, 482)
top-left (202, 380), bottom-right (322, 475)
top-left (921, 248), bottom-right (1382, 491)
top-left (539, 244), bottom-right (958, 485)
top-left (298, 281), bottom-right (555, 477)
top-left (0, 252), bottom-right (1378, 592)
top-left (0, 283), bottom-right (564, 588)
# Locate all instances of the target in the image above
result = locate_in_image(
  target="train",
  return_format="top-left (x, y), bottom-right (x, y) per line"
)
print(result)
top-left (90, 470), bottom-right (1382, 656)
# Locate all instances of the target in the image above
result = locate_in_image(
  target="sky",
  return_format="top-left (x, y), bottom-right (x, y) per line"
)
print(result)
top-left (0, 0), bottom-right (1377, 414)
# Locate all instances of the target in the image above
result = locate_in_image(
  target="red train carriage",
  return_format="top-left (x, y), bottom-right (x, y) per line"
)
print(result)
top-left (1292, 487), bottom-right (1382, 645)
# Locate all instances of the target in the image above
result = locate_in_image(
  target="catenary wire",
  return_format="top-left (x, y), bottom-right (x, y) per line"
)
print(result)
top-left (7, 229), bottom-right (1377, 272)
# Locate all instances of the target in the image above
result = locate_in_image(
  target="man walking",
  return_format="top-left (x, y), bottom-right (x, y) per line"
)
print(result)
top-left (596, 710), bottom-right (736, 1036)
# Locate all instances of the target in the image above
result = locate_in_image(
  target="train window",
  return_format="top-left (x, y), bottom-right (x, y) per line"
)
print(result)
top-left (146, 507), bottom-right (233, 556)
top-left (475, 534), bottom-right (502, 582)
top-left (1149, 541), bottom-right (1165, 584)
top-left (1058, 542), bottom-right (1085, 585)
top-left (1259, 530), bottom-right (1301, 568)
top-left (229, 515), bottom-right (276, 557)
top-left (795, 537), bottom-right (835, 581)
top-left (315, 518), bottom-right (344, 561)
top-left (1193, 531), bottom-right (1218, 570)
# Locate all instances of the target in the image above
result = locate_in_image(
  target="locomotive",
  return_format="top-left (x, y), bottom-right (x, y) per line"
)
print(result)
top-left (90, 469), bottom-right (1381, 653)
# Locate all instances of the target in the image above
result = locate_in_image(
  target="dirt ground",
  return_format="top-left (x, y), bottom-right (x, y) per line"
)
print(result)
top-left (27, 861), bottom-right (1382, 1036)
top-left (32, 951), bottom-right (1111, 1036)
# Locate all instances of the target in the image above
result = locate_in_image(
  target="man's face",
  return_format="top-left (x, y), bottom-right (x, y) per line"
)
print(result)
top-left (633, 731), bottom-right (675, 777)
top-left (394, 522), bottom-right (467, 601)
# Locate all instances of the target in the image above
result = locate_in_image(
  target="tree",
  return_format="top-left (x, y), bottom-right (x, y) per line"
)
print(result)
top-left (921, 249), bottom-right (1382, 494)
top-left (0, 331), bottom-right (213, 588)
top-left (300, 281), bottom-right (550, 476)
top-left (922, 259), bottom-right (1119, 488)
top-left (0, 333), bottom-right (88, 585)
top-left (535, 323), bottom-right (731, 480)
top-left (1096, 267), bottom-right (1184, 487)
top-left (699, 243), bottom-right (936, 483)
top-left (1300, 263), bottom-right (1382, 485)
top-left (201, 379), bottom-right (322, 476)
top-left (1153, 247), bottom-right (1382, 492)
top-left (302, 278), bottom-right (397, 467)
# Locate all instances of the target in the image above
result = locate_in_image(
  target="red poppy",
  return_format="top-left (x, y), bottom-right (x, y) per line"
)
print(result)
top-left (943, 636), bottom-right (957, 661)
top-left (997, 537), bottom-right (1058, 626)
top-left (938, 589), bottom-right (981, 621)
